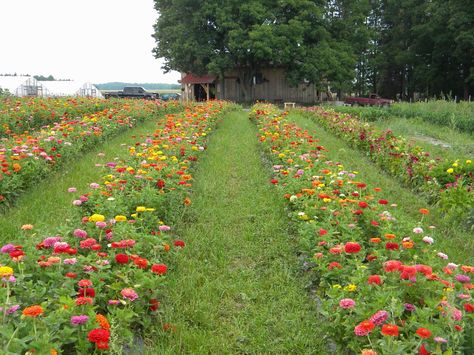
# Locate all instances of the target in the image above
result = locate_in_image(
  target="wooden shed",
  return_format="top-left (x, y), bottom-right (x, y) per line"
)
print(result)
top-left (181, 68), bottom-right (328, 104)
top-left (180, 74), bottom-right (217, 102)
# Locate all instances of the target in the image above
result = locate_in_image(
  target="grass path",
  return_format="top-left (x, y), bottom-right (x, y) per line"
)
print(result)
top-left (287, 111), bottom-right (473, 263)
top-left (0, 115), bottom-right (171, 241)
top-left (153, 110), bottom-right (323, 354)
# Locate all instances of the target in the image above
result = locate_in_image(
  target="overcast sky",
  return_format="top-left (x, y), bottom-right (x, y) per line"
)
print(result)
top-left (0, 0), bottom-right (181, 84)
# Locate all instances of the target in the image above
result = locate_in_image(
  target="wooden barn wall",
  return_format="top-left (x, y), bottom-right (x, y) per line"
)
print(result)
top-left (218, 68), bottom-right (319, 103)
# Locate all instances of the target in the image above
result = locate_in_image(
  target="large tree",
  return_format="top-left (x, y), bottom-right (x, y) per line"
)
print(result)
top-left (152, 0), bottom-right (361, 101)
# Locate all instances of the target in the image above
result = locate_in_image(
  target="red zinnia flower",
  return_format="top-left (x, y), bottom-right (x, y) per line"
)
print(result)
top-left (88, 328), bottom-right (110, 344)
top-left (270, 179), bottom-right (278, 185)
top-left (385, 242), bottom-right (399, 250)
top-left (78, 279), bottom-right (92, 287)
top-left (381, 324), bottom-right (399, 336)
top-left (416, 328), bottom-right (432, 339)
top-left (156, 179), bottom-right (165, 189)
top-left (345, 242), bottom-right (361, 253)
top-left (149, 298), bottom-right (160, 311)
top-left (419, 343), bottom-right (430, 355)
top-left (358, 201), bottom-right (369, 208)
top-left (400, 265), bottom-right (417, 280)
top-left (464, 303), bottom-right (474, 313)
top-left (65, 272), bottom-right (77, 278)
top-left (328, 262), bottom-right (343, 270)
top-left (151, 263), bottom-right (168, 275)
top-left (78, 288), bottom-right (95, 298)
top-left (115, 253), bottom-right (129, 264)
top-left (378, 199), bottom-right (388, 205)
top-left (133, 257), bottom-right (148, 269)
top-left (174, 240), bottom-right (186, 248)
top-left (368, 275), bottom-right (382, 285)
top-left (76, 297), bottom-right (93, 306)
top-left (384, 260), bottom-right (402, 272)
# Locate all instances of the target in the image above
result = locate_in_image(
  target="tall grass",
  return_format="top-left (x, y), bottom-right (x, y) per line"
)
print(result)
top-left (328, 100), bottom-right (474, 133)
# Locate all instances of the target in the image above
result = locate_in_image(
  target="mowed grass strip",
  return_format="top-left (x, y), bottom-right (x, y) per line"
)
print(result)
top-left (288, 111), bottom-right (474, 263)
top-left (0, 114), bottom-right (173, 241)
top-left (370, 115), bottom-right (474, 159)
top-left (152, 110), bottom-right (323, 354)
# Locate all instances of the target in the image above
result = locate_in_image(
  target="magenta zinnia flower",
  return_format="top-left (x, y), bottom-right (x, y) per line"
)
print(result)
top-left (71, 315), bottom-right (89, 325)
top-left (6, 305), bottom-right (20, 314)
top-left (455, 274), bottom-right (470, 283)
top-left (1, 244), bottom-right (16, 254)
top-left (369, 310), bottom-right (389, 325)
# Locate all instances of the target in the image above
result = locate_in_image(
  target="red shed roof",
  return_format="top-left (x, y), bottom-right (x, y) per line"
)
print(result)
top-left (180, 74), bottom-right (216, 84)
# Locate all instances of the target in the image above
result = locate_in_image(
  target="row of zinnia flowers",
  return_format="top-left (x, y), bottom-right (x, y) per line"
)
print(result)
top-left (298, 107), bottom-right (473, 224)
top-left (0, 101), bottom-right (235, 353)
top-left (0, 96), bottom-right (114, 137)
top-left (251, 104), bottom-right (473, 355)
top-left (0, 98), bottom-right (180, 210)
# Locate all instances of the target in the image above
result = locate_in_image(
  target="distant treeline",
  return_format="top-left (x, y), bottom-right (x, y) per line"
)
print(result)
top-left (95, 82), bottom-right (181, 90)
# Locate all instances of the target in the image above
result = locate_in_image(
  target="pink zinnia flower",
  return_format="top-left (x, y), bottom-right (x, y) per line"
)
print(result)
top-left (89, 183), bottom-right (100, 189)
top-left (73, 200), bottom-right (82, 206)
top-left (437, 252), bottom-right (448, 260)
top-left (158, 225), bottom-right (171, 232)
top-left (63, 258), bottom-right (77, 265)
top-left (422, 236), bottom-right (434, 244)
top-left (67, 187), bottom-right (77, 193)
top-left (339, 298), bottom-right (356, 309)
top-left (370, 310), bottom-right (389, 325)
top-left (412, 227), bottom-right (423, 234)
top-left (121, 288), bottom-right (138, 301)
top-left (96, 221), bottom-right (107, 229)
top-left (43, 236), bottom-right (62, 247)
top-left (73, 229), bottom-right (88, 238)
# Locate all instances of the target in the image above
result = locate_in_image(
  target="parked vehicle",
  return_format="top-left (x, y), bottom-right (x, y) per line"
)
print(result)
top-left (103, 87), bottom-right (159, 100)
top-left (344, 94), bottom-right (393, 107)
top-left (160, 93), bottom-right (181, 101)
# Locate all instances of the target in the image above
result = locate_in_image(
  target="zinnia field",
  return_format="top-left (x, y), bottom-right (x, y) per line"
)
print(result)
top-left (0, 97), bottom-right (472, 354)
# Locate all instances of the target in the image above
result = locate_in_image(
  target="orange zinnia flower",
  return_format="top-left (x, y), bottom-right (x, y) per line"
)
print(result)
top-left (22, 305), bottom-right (44, 317)
top-left (381, 324), bottom-right (399, 336)
top-left (419, 208), bottom-right (429, 215)
top-left (416, 327), bottom-right (432, 339)
top-left (96, 314), bottom-right (110, 330)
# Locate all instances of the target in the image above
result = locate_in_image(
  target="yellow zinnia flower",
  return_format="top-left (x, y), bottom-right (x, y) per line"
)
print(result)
top-left (115, 215), bottom-right (127, 222)
top-left (136, 206), bottom-right (146, 212)
top-left (89, 214), bottom-right (105, 222)
top-left (344, 284), bottom-right (357, 292)
top-left (0, 266), bottom-right (14, 277)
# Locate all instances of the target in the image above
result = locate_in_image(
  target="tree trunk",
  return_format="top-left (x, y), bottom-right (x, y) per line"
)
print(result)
top-left (237, 69), bottom-right (255, 103)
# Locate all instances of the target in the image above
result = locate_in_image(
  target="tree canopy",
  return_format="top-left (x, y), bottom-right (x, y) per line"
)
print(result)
top-left (153, 0), bottom-right (474, 100)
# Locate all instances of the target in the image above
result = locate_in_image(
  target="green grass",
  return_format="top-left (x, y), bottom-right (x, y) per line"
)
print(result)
top-left (0, 115), bottom-right (172, 242)
top-left (370, 116), bottom-right (474, 159)
top-left (149, 110), bottom-right (324, 354)
top-left (287, 111), bottom-right (474, 263)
